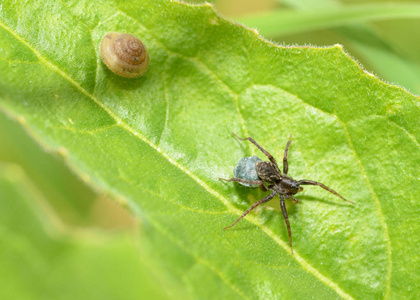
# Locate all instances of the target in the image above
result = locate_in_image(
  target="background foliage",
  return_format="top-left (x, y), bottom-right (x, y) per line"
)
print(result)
top-left (1, 0), bottom-right (419, 299)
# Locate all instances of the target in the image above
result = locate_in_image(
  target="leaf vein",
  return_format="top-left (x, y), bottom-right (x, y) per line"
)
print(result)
top-left (0, 56), bottom-right (40, 65)
top-left (119, 174), bottom-right (226, 215)
top-left (146, 215), bottom-right (251, 300)
top-left (339, 119), bottom-right (392, 299)
top-left (348, 115), bottom-right (419, 147)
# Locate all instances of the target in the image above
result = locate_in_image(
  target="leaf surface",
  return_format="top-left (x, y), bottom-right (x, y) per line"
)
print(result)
top-left (1, 0), bottom-right (419, 298)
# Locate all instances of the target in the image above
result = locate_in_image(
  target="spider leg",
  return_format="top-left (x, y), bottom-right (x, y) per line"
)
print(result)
top-left (290, 195), bottom-right (299, 204)
top-left (283, 135), bottom-right (292, 175)
top-left (232, 133), bottom-right (278, 167)
top-left (280, 194), bottom-right (293, 254)
top-left (224, 191), bottom-right (277, 229)
top-left (297, 180), bottom-right (354, 204)
top-left (219, 177), bottom-right (268, 191)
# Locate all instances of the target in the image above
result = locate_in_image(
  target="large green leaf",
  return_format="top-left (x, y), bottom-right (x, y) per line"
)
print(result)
top-left (1, 0), bottom-right (419, 299)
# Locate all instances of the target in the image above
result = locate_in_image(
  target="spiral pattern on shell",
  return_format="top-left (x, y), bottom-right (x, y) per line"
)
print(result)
top-left (100, 32), bottom-right (149, 78)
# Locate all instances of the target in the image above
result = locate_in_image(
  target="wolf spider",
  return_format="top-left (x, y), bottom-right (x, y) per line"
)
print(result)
top-left (220, 133), bottom-right (354, 254)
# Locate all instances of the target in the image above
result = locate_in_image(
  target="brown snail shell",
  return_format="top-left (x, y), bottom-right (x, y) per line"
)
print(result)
top-left (100, 32), bottom-right (149, 78)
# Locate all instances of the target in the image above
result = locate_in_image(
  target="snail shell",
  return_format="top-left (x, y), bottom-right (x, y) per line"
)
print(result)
top-left (100, 32), bottom-right (149, 78)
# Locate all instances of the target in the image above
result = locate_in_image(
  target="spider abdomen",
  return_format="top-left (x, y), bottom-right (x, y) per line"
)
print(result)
top-left (256, 161), bottom-right (281, 183)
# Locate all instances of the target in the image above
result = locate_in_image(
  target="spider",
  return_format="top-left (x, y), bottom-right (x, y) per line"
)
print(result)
top-left (220, 133), bottom-right (354, 254)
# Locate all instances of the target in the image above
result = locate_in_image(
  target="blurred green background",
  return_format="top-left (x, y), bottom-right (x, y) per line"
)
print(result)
top-left (1, 0), bottom-right (419, 299)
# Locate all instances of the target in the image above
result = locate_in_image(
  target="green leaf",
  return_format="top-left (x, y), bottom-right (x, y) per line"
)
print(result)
top-left (0, 163), bottom-right (171, 300)
top-left (1, 0), bottom-right (419, 299)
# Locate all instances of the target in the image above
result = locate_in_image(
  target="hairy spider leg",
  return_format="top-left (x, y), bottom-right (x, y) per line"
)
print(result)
top-left (219, 177), bottom-right (268, 191)
top-left (280, 194), bottom-right (293, 254)
top-left (224, 192), bottom-right (277, 230)
top-left (283, 137), bottom-right (292, 175)
top-left (290, 195), bottom-right (299, 204)
top-left (232, 133), bottom-right (278, 167)
top-left (284, 195), bottom-right (298, 204)
top-left (298, 180), bottom-right (354, 204)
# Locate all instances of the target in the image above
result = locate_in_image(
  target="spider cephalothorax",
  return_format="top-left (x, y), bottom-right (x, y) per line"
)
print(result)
top-left (220, 133), bottom-right (354, 254)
